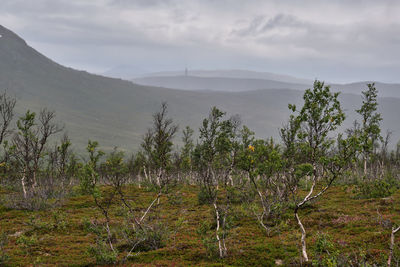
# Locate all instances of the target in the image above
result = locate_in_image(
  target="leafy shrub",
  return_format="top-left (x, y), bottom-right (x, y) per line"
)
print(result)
top-left (353, 176), bottom-right (400, 199)
top-left (141, 180), bottom-right (161, 193)
top-left (26, 215), bottom-right (52, 233)
top-left (121, 222), bottom-right (168, 252)
top-left (312, 232), bottom-right (338, 267)
top-left (197, 186), bottom-right (215, 205)
top-left (16, 234), bottom-right (38, 255)
top-left (51, 210), bottom-right (69, 231)
top-left (196, 221), bottom-right (218, 258)
top-left (26, 211), bottom-right (69, 234)
top-left (78, 165), bottom-right (97, 195)
top-left (136, 223), bottom-right (167, 251)
top-left (81, 218), bottom-right (103, 236)
top-left (226, 185), bottom-right (254, 204)
top-left (335, 248), bottom-right (384, 267)
top-left (87, 238), bottom-right (118, 265)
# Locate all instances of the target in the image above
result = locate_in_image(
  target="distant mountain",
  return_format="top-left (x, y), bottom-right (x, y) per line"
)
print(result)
top-left (134, 74), bottom-right (400, 98)
top-left (102, 65), bottom-right (149, 80)
top-left (331, 82), bottom-right (400, 98)
top-left (136, 69), bottom-right (313, 84)
top-left (1, 25), bottom-right (400, 151)
top-left (133, 76), bottom-right (310, 92)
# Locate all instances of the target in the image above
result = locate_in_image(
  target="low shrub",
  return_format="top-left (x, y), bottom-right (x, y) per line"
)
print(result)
top-left (353, 176), bottom-right (400, 199)
top-left (16, 234), bottom-right (38, 255)
top-left (87, 237), bottom-right (118, 265)
top-left (196, 221), bottom-right (218, 258)
top-left (312, 232), bottom-right (339, 267)
top-left (0, 232), bottom-right (9, 265)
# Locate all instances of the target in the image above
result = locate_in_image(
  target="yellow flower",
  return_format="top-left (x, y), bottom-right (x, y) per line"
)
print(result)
top-left (248, 145), bottom-right (255, 152)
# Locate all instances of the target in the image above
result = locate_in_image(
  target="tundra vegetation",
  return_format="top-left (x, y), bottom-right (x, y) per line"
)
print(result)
top-left (1, 81), bottom-right (400, 266)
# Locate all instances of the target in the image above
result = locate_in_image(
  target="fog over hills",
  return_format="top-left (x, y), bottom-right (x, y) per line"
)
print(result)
top-left (133, 73), bottom-right (400, 98)
top-left (1, 25), bottom-right (400, 151)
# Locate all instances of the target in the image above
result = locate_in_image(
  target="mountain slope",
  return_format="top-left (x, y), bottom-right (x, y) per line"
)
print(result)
top-left (1, 25), bottom-right (399, 151)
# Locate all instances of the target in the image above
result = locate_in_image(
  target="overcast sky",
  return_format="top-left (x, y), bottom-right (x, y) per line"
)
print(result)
top-left (1, 0), bottom-right (400, 83)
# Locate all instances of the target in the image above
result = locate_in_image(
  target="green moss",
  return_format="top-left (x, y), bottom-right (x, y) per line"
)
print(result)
top-left (0, 185), bottom-right (399, 265)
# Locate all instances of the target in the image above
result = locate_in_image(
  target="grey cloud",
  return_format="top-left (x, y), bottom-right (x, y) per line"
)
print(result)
top-left (233, 14), bottom-right (307, 37)
top-left (261, 14), bottom-right (306, 32)
top-left (108, 0), bottom-right (175, 8)
top-left (0, 0), bottom-right (399, 83)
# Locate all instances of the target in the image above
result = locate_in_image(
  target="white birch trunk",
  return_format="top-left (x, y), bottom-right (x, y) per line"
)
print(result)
top-left (388, 225), bottom-right (400, 267)
top-left (213, 202), bottom-right (224, 258)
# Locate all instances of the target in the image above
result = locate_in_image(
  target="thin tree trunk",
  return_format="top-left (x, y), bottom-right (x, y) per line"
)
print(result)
top-left (364, 157), bottom-right (367, 177)
top-left (138, 169), bottom-right (142, 188)
top-left (21, 169), bottom-right (27, 199)
top-left (388, 225), bottom-right (400, 267)
top-left (140, 193), bottom-right (161, 223)
top-left (105, 221), bottom-right (115, 252)
top-left (294, 172), bottom-right (316, 263)
top-left (156, 168), bottom-right (162, 187)
top-left (295, 211), bottom-right (308, 262)
top-left (32, 170), bottom-right (37, 190)
top-left (213, 202), bottom-right (224, 258)
top-left (222, 210), bottom-right (228, 255)
top-left (143, 165), bottom-right (149, 182)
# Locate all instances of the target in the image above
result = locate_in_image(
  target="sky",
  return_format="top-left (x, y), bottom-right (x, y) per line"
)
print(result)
top-left (1, 0), bottom-right (400, 83)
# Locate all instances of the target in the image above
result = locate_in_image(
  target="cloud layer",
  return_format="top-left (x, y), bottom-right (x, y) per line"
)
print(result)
top-left (1, 0), bottom-right (399, 82)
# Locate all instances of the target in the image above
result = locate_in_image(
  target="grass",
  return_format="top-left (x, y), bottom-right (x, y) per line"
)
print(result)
top-left (0, 184), bottom-right (399, 266)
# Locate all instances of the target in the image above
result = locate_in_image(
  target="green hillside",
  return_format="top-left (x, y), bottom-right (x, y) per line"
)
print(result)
top-left (1, 25), bottom-right (399, 152)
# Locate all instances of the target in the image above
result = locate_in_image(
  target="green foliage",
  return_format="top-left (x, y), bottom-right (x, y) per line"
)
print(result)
top-left (294, 163), bottom-right (314, 179)
top-left (101, 148), bottom-right (128, 186)
top-left (81, 217), bottom-right (102, 235)
top-left (16, 110), bottom-right (36, 138)
top-left (51, 210), bottom-right (69, 231)
top-left (196, 221), bottom-right (218, 258)
top-left (26, 210), bottom-right (69, 234)
top-left (197, 185), bottom-right (215, 205)
top-left (140, 102), bottom-right (178, 187)
top-left (312, 232), bottom-right (339, 267)
top-left (180, 126), bottom-right (194, 172)
top-left (78, 140), bottom-right (103, 195)
top-left (135, 223), bottom-right (168, 251)
top-left (121, 222), bottom-right (168, 252)
top-left (238, 138), bottom-right (282, 177)
top-left (16, 234), bottom-right (38, 255)
top-left (0, 82), bottom-right (399, 266)
top-left (87, 238), bottom-right (118, 265)
top-left (296, 80), bottom-right (345, 160)
top-left (87, 140), bottom-right (105, 166)
top-left (26, 214), bottom-right (52, 233)
top-left (353, 176), bottom-right (400, 199)
top-left (78, 164), bottom-right (98, 195)
top-left (356, 83), bottom-right (383, 157)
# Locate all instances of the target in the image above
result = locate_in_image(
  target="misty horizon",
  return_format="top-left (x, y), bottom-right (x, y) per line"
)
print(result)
top-left (2, 0), bottom-right (400, 84)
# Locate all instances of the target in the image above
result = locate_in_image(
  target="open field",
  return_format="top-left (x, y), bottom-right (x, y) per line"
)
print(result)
top-left (1, 184), bottom-right (399, 266)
